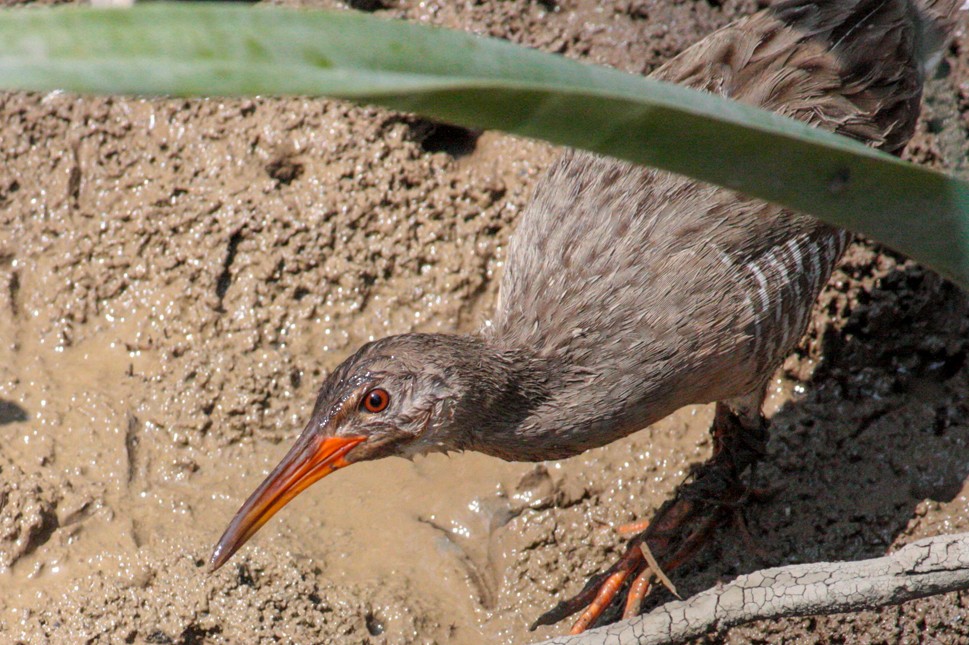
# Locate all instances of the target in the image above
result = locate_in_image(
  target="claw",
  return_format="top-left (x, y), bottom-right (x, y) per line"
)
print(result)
top-left (662, 513), bottom-right (723, 573)
top-left (529, 571), bottom-right (611, 630)
top-left (732, 506), bottom-right (771, 561)
top-left (616, 518), bottom-right (650, 536)
top-left (622, 569), bottom-right (652, 619)
top-left (536, 401), bottom-right (770, 634)
top-left (569, 553), bottom-right (638, 634)
top-left (744, 484), bottom-right (782, 504)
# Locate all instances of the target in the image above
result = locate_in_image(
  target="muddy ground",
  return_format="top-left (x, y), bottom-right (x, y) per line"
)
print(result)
top-left (1, 0), bottom-right (968, 643)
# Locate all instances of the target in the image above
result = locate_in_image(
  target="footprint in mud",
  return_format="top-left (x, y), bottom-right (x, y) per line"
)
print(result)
top-left (418, 495), bottom-right (515, 611)
top-left (416, 464), bottom-right (586, 612)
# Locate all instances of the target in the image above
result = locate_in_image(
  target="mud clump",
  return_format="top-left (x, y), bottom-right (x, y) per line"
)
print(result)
top-left (0, 1), bottom-right (968, 643)
top-left (0, 462), bottom-right (58, 570)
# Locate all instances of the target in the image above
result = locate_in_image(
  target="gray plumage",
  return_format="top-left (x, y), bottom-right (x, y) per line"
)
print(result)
top-left (327, 0), bottom-right (962, 463)
top-left (213, 0), bottom-right (967, 600)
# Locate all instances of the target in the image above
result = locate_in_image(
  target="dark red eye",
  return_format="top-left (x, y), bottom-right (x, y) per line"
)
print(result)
top-left (361, 388), bottom-right (390, 413)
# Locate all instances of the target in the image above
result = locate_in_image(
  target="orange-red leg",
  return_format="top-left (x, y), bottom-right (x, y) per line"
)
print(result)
top-left (532, 399), bottom-right (771, 634)
top-left (569, 567), bottom-right (633, 634)
top-left (616, 518), bottom-right (650, 537)
top-left (622, 569), bottom-right (652, 619)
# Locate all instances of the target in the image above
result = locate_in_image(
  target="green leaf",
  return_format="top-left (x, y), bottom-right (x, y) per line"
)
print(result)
top-left (0, 3), bottom-right (966, 285)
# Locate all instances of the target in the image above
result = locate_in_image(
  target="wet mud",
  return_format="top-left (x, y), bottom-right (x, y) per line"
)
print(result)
top-left (1, 0), bottom-right (968, 643)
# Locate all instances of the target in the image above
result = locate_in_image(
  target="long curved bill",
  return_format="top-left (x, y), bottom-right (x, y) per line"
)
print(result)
top-left (209, 432), bottom-right (366, 570)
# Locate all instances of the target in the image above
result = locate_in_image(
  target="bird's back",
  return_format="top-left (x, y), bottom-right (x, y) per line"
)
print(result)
top-left (488, 0), bottom-right (960, 450)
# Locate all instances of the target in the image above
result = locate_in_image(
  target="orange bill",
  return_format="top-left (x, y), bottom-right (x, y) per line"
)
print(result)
top-left (209, 432), bottom-right (366, 570)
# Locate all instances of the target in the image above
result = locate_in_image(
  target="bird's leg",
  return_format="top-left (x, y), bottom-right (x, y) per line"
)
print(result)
top-left (531, 390), bottom-right (769, 633)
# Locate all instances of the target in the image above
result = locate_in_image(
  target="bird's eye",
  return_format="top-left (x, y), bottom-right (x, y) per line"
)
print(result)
top-left (361, 388), bottom-right (390, 413)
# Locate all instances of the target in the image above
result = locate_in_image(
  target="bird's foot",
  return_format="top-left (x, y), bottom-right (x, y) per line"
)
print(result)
top-left (529, 485), bottom-right (738, 633)
top-left (530, 400), bottom-right (770, 634)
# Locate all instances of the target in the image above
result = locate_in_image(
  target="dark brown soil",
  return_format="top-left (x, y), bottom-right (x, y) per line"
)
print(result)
top-left (0, 1), bottom-right (967, 643)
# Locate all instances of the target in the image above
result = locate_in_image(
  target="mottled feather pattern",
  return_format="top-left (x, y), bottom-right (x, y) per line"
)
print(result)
top-left (484, 0), bottom-right (963, 459)
top-left (213, 0), bottom-right (969, 587)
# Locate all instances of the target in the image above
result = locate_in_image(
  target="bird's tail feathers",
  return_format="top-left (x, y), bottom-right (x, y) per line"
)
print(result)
top-left (915, 0), bottom-right (967, 75)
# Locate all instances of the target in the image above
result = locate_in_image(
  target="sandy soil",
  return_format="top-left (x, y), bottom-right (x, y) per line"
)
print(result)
top-left (1, 0), bottom-right (968, 643)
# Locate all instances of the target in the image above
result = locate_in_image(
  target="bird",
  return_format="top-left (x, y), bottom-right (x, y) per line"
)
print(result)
top-left (211, 0), bottom-right (965, 634)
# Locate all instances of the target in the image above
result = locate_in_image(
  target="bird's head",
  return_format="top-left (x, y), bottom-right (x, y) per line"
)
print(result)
top-left (209, 333), bottom-right (508, 570)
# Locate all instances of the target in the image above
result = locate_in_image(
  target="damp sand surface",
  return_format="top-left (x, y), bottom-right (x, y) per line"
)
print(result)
top-left (2, 1), bottom-right (969, 643)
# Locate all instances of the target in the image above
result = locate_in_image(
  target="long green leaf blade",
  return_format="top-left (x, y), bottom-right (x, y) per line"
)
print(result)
top-left (0, 4), bottom-right (966, 285)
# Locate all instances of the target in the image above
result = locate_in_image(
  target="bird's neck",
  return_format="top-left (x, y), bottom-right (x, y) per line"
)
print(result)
top-left (446, 334), bottom-right (628, 462)
top-left (433, 334), bottom-right (567, 461)
top-left (434, 336), bottom-right (555, 461)
top-left (455, 333), bottom-right (682, 462)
